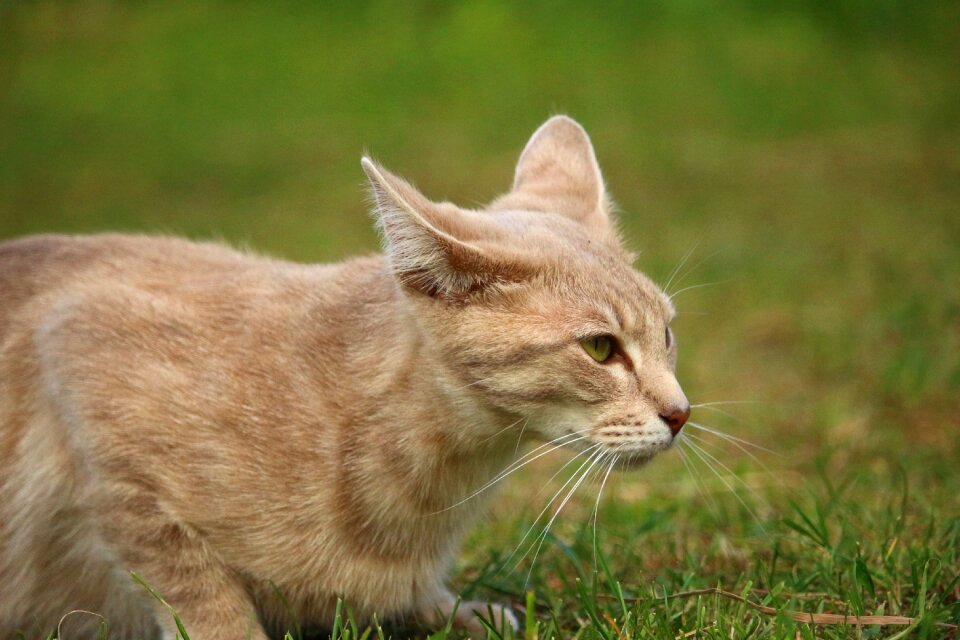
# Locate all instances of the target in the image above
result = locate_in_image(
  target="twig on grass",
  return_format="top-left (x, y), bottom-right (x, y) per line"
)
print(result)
top-left (484, 583), bottom-right (958, 631)
top-left (636, 587), bottom-right (958, 630)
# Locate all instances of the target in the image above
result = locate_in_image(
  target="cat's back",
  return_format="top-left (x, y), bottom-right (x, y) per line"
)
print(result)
top-left (0, 232), bottom-right (389, 440)
top-left (2, 232), bottom-right (367, 348)
top-left (0, 232), bottom-right (357, 454)
top-left (0, 234), bottom-right (99, 338)
top-left (0, 233), bottom-right (261, 336)
top-left (0, 232), bottom-right (264, 292)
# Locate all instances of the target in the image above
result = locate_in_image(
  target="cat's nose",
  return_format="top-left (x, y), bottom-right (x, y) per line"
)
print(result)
top-left (660, 404), bottom-right (690, 436)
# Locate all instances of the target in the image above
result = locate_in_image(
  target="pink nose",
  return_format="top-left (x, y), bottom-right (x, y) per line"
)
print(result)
top-left (661, 405), bottom-right (690, 436)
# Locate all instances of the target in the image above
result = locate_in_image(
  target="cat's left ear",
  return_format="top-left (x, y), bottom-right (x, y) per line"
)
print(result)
top-left (492, 115), bottom-right (612, 233)
top-left (362, 157), bottom-right (525, 298)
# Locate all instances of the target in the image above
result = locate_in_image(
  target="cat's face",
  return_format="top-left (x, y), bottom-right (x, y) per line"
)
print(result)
top-left (414, 212), bottom-right (688, 468)
top-left (364, 116), bottom-right (689, 467)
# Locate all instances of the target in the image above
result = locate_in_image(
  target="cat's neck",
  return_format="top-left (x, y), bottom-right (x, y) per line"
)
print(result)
top-left (303, 257), bottom-right (522, 514)
top-left (369, 295), bottom-right (521, 512)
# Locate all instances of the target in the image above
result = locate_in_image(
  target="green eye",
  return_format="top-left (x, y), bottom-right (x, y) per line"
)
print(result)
top-left (580, 335), bottom-right (614, 362)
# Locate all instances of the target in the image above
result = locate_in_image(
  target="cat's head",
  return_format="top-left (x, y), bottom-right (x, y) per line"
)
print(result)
top-left (363, 115), bottom-right (689, 468)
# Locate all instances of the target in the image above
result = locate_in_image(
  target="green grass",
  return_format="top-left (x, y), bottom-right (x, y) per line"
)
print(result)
top-left (2, 1), bottom-right (958, 637)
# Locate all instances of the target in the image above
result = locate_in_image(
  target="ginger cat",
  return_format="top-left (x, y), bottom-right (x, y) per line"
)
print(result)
top-left (0, 116), bottom-right (689, 639)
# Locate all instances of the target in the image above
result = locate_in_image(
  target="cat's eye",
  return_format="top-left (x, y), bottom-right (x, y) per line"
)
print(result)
top-left (665, 326), bottom-right (673, 349)
top-left (580, 335), bottom-right (614, 363)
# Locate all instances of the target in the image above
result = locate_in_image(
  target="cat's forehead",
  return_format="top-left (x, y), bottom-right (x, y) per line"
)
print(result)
top-left (564, 255), bottom-right (673, 331)
top-left (538, 231), bottom-right (672, 326)
top-left (485, 208), bottom-right (672, 327)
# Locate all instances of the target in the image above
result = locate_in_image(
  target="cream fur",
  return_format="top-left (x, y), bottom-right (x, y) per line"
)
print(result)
top-left (0, 116), bottom-right (689, 639)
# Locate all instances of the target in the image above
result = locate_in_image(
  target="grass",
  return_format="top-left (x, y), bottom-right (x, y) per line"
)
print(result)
top-left (2, 0), bottom-right (958, 638)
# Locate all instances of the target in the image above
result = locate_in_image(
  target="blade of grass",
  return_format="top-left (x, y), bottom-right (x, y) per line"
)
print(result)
top-left (130, 572), bottom-right (191, 640)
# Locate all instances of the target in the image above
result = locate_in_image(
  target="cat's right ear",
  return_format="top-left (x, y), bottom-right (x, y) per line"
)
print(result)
top-left (362, 157), bottom-right (520, 299)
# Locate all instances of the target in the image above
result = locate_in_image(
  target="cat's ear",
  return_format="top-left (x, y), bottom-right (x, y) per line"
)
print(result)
top-left (362, 157), bottom-right (519, 298)
top-left (493, 115), bottom-right (611, 232)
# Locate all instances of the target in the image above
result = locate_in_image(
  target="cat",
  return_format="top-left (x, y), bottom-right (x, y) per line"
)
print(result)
top-left (0, 116), bottom-right (690, 639)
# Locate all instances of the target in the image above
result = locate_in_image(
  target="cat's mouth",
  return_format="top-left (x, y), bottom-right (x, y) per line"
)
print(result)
top-left (589, 436), bottom-right (675, 470)
top-left (584, 422), bottom-right (675, 470)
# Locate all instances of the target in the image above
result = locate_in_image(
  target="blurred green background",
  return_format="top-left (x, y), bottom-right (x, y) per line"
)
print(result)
top-left (1, 0), bottom-right (958, 632)
top-left (2, 0), bottom-right (956, 452)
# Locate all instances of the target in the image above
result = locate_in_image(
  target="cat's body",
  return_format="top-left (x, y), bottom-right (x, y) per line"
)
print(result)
top-left (1, 234), bottom-right (513, 638)
top-left (0, 117), bottom-right (689, 639)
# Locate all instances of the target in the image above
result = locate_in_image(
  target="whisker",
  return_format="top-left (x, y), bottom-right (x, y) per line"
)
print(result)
top-left (685, 424), bottom-right (782, 482)
top-left (689, 404), bottom-right (778, 455)
top-left (429, 429), bottom-right (592, 514)
top-left (667, 248), bottom-right (724, 295)
top-left (513, 418), bottom-right (529, 457)
top-left (436, 434), bottom-right (589, 513)
top-left (491, 427), bottom-right (591, 472)
top-left (534, 442), bottom-right (603, 498)
top-left (522, 447), bottom-right (605, 586)
top-left (676, 443), bottom-right (721, 519)
top-left (685, 428), bottom-right (781, 490)
top-left (662, 242), bottom-right (700, 294)
top-left (686, 421), bottom-right (781, 457)
top-left (683, 432), bottom-right (773, 500)
top-left (681, 440), bottom-right (768, 537)
top-left (691, 400), bottom-right (759, 410)
top-left (691, 405), bottom-right (740, 421)
top-left (592, 450), bottom-right (619, 569)
top-left (451, 375), bottom-right (498, 392)
top-left (477, 416), bottom-right (526, 445)
top-left (503, 445), bottom-right (603, 572)
top-left (669, 279), bottom-right (732, 300)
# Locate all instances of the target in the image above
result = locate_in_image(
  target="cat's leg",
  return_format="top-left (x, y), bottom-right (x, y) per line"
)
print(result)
top-left (418, 591), bottom-right (519, 638)
top-left (96, 483), bottom-right (269, 640)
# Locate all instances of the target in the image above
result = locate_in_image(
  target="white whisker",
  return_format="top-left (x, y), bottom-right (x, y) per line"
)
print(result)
top-left (685, 424), bottom-right (782, 484)
top-left (534, 442), bottom-right (602, 498)
top-left (681, 439), bottom-right (768, 537)
top-left (686, 421), bottom-right (781, 457)
top-left (522, 447), bottom-right (605, 586)
top-left (691, 405), bottom-right (740, 421)
top-left (683, 432), bottom-right (772, 500)
top-left (676, 443), bottom-right (720, 519)
top-left (451, 376), bottom-right (497, 392)
top-left (667, 248), bottom-right (724, 295)
top-left (669, 279), bottom-right (732, 300)
top-left (688, 431), bottom-right (779, 490)
top-left (662, 242), bottom-right (700, 294)
top-left (477, 416), bottom-right (526, 445)
top-left (513, 418), bottom-right (529, 457)
top-left (429, 429), bottom-right (592, 514)
top-left (503, 445), bottom-right (603, 572)
top-left (691, 400), bottom-right (759, 408)
top-left (592, 450), bottom-right (619, 569)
